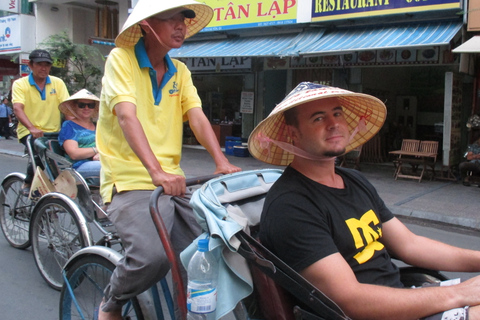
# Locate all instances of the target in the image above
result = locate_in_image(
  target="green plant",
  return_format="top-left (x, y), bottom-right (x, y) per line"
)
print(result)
top-left (39, 31), bottom-right (105, 95)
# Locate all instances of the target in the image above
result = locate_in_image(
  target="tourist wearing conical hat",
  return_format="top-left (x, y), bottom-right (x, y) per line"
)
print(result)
top-left (96, 1), bottom-right (240, 318)
top-left (58, 89), bottom-right (101, 185)
top-left (251, 82), bottom-right (480, 320)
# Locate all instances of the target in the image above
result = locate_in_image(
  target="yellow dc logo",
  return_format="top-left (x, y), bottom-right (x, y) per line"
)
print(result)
top-left (346, 210), bottom-right (384, 264)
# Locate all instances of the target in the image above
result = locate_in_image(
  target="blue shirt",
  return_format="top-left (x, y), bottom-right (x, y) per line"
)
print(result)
top-left (58, 120), bottom-right (96, 169)
top-left (0, 103), bottom-right (12, 118)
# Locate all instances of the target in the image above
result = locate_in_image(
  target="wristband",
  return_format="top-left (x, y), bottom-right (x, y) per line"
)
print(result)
top-left (92, 147), bottom-right (97, 154)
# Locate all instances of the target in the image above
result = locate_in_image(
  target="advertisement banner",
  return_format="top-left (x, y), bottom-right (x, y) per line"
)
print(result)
top-left (0, 0), bottom-right (19, 14)
top-left (0, 15), bottom-right (21, 54)
top-left (312, 0), bottom-right (461, 22)
top-left (202, 0), bottom-right (297, 31)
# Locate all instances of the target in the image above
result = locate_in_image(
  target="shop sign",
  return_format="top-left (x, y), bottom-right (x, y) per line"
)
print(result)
top-left (180, 57), bottom-right (252, 71)
top-left (240, 91), bottom-right (254, 114)
top-left (20, 64), bottom-right (30, 77)
top-left (202, 0), bottom-right (297, 31)
top-left (20, 53), bottom-right (29, 64)
top-left (311, 0), bottom-right (461, 22)
top-left (0, 0), bottom-right (19, 14)
top-left (0, 15), bottom-right (21, 54)
top-left (290, 47), bottom-right (443, 67)
top-left (264, 57), bottom-right (290, 70)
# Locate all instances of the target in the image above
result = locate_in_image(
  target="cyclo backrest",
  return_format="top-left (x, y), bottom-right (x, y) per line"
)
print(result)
top-left (34, 137), bottom-right (72, 180)
top-left (191, 169), bottom-right (349, 320)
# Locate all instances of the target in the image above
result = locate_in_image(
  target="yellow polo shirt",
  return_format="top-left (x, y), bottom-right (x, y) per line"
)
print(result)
top-left (97, 43), bottom-right (201, 203)
top-left (12, 74), bottom-right (69, 140)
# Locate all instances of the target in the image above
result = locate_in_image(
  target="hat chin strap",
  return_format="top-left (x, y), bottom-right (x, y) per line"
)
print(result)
top-left (139, 20), bottom-right (169, 49)
top-left (258, 117), bottom-right (367, 162)
top-left (67, 105), bottom-right (79, 119)
top-left (257, 133), bottom-right (335, 162)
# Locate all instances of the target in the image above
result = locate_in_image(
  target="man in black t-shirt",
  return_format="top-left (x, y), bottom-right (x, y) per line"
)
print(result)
top-left (248, 82), bottom-right (480, 320)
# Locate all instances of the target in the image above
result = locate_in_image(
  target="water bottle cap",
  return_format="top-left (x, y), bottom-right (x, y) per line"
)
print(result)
top-left (197, 238), bottom-right (209, 252)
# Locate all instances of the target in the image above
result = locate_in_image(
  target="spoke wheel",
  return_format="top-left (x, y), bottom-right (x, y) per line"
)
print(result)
top-left (59, 254), bottom-right (144, 320)
top-left (30, 198), bottom-right (87, 291)
top-left (0, 175), bottom-right (33, 249)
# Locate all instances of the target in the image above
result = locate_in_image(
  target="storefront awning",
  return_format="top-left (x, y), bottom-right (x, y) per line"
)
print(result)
top-left (169, 29), bottom-right (326, 58)
top-left (452, 36), bottom-right (480, 53)
top-left (170, 21), bottom-right (461, 58)
top-left (298, 21), bottom-right (462, 57)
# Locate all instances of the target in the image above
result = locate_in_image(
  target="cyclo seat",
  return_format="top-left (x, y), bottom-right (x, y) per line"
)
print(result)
top-left (34, 136), bottom-right (100, 188)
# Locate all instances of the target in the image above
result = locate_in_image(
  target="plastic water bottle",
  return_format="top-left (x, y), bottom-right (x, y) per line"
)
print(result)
top-left (187, 238), bottom-right (218, 320)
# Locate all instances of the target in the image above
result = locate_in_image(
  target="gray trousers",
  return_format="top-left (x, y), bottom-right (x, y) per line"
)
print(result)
top-left (102, 189), bottom-right (202, 312)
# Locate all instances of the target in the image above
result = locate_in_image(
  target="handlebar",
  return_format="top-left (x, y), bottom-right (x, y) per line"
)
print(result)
top-left (42, 132), bottom-right (60, 138)
top-left (149, 174), bottom-right (221, 208)
top-left (148, 174), bottom-right (221, 319)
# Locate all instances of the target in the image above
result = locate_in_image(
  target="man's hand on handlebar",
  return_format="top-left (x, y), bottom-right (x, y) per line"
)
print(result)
top-left (152, 171), bottom-right (186, 197)
top-left (29, 127), bottom-right (44, 139)
top-left (214, 162), bottom-right (241, 175)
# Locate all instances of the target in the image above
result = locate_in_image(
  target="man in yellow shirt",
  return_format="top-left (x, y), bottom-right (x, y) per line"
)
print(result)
top-left (96, 1), bottom-right (241, 318)
top-left (12, 49), bottom-right (69, 189)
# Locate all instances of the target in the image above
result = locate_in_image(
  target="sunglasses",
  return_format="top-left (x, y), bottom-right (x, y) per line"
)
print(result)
top-left (77, 102), bottom-right (96, 109)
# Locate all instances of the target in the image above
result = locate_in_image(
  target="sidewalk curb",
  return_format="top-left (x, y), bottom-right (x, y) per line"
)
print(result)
top-left (390, 206), bottom-right (480, 231)
top-left (0, 149), bottom-right (24, 157)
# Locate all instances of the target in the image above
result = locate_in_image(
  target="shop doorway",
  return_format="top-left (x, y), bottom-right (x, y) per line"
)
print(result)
top-left (190, 74), bottom-right (244, 146)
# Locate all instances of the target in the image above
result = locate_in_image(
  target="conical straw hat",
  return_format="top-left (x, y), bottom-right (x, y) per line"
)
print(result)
top-left (58, 89), bottom-right (100, 119)
top-left (248, 82), bottom-right (387, 166)
top-left (115, 0), bottom-right (213, 48)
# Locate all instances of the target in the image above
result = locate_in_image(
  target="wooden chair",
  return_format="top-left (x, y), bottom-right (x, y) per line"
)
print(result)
top-left (418, 141), bottom-right (438, 180)
top-left (401, 139), bottom-right (421, 152)
top-left (393, 139), bottom-right (420, 177)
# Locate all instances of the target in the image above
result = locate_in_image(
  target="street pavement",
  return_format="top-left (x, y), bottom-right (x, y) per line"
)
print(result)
top-left (1, 136), bottom-right (479, 231)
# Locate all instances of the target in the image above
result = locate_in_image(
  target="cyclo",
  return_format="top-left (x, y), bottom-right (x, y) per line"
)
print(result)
top-left (0, 133), bottom-right (120, 291)
top-left (59, 169), bottom-right (448, 320)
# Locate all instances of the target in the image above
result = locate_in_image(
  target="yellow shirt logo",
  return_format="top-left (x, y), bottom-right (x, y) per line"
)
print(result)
top-left (345, 210), bottom-right (384, 264)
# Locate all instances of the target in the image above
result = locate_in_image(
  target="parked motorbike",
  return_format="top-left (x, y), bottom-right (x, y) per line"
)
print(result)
top-left (9, 112), bottom-right (17, 139)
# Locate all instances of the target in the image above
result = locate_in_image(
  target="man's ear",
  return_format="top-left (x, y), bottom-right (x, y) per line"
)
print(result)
top-left (138, 20), bottom-right (149, 33)
top-left (286, 124), bottom-right (298, 144)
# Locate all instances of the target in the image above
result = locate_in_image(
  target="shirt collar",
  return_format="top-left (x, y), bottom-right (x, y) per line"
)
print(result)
top-left (135, 38), bottom-right (151, 69)
top-left (135, 38), bottom-right (178, 74)
top-left (28, 73), bottom-right (51, 86)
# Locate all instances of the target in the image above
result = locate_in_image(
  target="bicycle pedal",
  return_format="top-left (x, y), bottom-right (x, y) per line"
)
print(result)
top-left (98, 218), bottom-right (113, 228)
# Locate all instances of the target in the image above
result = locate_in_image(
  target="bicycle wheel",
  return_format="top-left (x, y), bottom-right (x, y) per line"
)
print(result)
top-left (59, 254), bottom-right (144, 320)
top-left (30, 198), bottom-right (87, 291)
top-left (0, 175), bottom-right (33, 249)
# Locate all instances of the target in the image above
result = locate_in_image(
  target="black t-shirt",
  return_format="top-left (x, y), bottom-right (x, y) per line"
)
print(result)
top-left (260, 166), bottom-right (403, 288)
